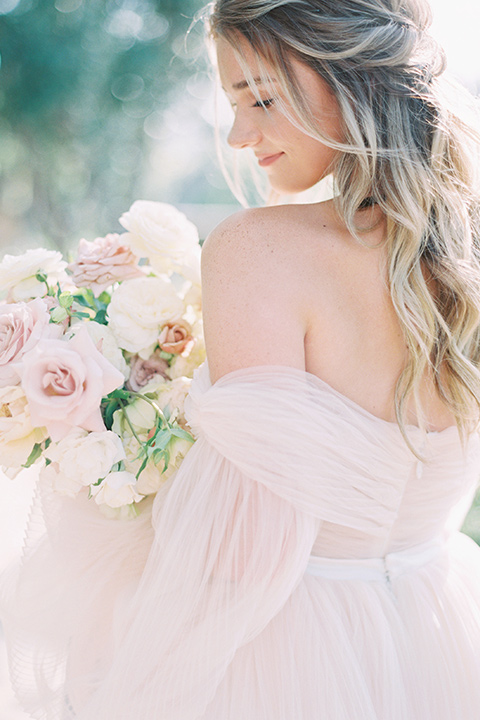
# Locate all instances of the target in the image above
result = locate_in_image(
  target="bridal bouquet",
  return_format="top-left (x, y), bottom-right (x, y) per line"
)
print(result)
top-left (0, 201), bottom-right (205, 518)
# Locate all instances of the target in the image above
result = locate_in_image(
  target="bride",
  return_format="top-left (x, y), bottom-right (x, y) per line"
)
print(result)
top-left (4, 0), bottom-right (480, 718)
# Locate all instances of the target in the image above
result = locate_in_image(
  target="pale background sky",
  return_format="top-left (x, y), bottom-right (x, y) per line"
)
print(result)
top-left (430, 0), bottom-right (479, 89)
top-left (0, 1), bottom-right (479, 718)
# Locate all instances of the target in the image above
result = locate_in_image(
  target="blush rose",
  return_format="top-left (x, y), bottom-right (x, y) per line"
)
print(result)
top-left (20, 325), bottom-right (125, 441)
top-left (0, 298), bottom-right (55, 387)
top-left (68, 234), bottom-right (144, 297)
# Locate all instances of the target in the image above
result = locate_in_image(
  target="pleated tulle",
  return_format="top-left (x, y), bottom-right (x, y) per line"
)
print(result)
top-left (2, 361), bottom-right (480, 719)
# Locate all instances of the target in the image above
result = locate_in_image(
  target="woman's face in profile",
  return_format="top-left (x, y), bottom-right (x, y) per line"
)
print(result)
top-left (216, 35), bottom-right (344, 194)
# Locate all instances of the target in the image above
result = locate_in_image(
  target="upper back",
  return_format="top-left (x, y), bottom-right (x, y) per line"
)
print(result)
top-left (201, 199), bottom-right (455, 432)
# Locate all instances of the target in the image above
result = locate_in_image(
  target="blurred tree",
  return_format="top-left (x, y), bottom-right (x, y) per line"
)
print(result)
top-left (0, 0), bottom-right (229, 251)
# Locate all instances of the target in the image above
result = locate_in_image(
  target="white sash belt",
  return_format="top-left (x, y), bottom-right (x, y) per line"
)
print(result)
top-left (305, 536), bottom-right (446, 584)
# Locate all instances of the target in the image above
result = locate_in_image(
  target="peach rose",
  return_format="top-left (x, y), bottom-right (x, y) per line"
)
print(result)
top-left (127, 349), bottom-right (169, 392)
top-left (68, 233), bottom-right (144, 296)
top-left (0, 298), bottom-right (55, 387)
top-left (20, 325), bottom-right (125, 441)
top-left (158, 320), bottom-right (193, 355)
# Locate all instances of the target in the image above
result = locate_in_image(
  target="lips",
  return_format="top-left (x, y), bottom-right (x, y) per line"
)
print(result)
top-left (256, 152), bottom-right (284, 167)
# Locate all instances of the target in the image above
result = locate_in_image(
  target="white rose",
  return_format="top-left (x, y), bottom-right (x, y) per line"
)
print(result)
top-left (107, 277), bottom-right (184, 357)
top-left (119, 201), bottom-right (201, 283)
top-left (70, 321), bottom-right (129, 379)
top-left (145, 377), bottom-right (191, 427)
top-left (167, 335), bottom-right (206, 381)
top-left (0, 385), bottom-right (48, 468)
top-left (0, 248), bottom-right (68, 301)
top-left (183, 282), bottom-right (202, 312)
top-left (44, 427), bottom-right (126, 497)
top-left (91, 470), bottom-right (143, 508)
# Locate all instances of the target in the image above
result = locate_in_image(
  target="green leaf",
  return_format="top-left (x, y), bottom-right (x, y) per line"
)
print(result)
top-left (72, 287), bottom-right (95, 308)
top-left (70, 310), bottom-right (91, 320)
top-left (136, 453), bottom-right (150, 479)
top-left (169, 426), bottom-right (195, 442)
top-left (152, 449), bottom-right (169, 472)
top-left (150, 429), bottom-right (172, 452)
top-left (107, 388), bottom-right (130, 400)
top-left (22, 443), bottom-right (43, 468)
top-left (72, 294), bottom-right (92, 308)
top-left (103, 399), bottom-right (119, 430)
top-left (93, 308), bottom-right (108, 325)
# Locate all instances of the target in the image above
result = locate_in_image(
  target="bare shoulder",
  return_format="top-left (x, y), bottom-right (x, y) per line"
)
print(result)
top-left (201, 203), bottom-right (338, 383)
top-left (202, 202), bottom-right (337, 267)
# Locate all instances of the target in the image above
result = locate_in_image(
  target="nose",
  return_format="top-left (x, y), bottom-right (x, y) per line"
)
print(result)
top-left (227, 111), bottom-right (262, 150)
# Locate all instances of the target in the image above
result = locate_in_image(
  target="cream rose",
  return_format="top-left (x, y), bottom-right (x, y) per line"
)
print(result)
top-left (68, 234), bottom-right (144, 296)
top-left (119, 201), bottom-right (201, 283)
top-left (91, 470), bottom-right (144, 508)
top-left (43, 427), bottom-right (126, 497)
top-left (134, 434), bottom-right (192, 494)
top-left (0, 248), bottom-right (68, 301)
top-left (0, 385), bottom-right (48, 468)
top-left (158, 320), bottom-right (193, 355)
top-left (0, 298), bottom-right (55, 387)
top-left (20, 325), bottom-right (125, 441)
top-left (144, 376), bottom-right (192, 428)
top-left (107, 276), bottom-right (184, 357)
top-left (120, 434), bottom-right (161, 495)
top-left (167, 333), bottom-right (206, 381)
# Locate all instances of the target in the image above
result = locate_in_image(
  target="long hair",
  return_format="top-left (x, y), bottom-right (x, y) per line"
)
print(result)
top-left (206, 0), bottom-right (480, 444)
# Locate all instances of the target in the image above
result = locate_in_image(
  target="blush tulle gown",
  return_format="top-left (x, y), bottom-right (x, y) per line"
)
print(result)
top-left (3, 361), bottom-right (480, 719)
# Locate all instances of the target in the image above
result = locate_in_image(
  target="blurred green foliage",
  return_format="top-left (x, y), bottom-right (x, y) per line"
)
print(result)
top-left (0, 0), bottom-right (232, 251)
top-left (462, 489), bottom-right (480, 545)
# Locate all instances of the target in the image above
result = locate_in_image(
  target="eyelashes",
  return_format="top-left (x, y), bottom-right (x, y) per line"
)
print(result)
top-left (253, 98), bottom-right (275, 109)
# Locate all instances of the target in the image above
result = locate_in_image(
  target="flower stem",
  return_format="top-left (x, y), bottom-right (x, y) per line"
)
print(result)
top-left (118, 399), bottom-right (148, 458)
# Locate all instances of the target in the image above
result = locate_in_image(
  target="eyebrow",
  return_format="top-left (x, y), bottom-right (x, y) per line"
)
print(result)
top-left (231, 77), bottom-right (276, 91)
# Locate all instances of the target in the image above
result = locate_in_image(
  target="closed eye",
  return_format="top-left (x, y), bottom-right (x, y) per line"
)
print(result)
top-left (253, 98), bottom-right (275, 109)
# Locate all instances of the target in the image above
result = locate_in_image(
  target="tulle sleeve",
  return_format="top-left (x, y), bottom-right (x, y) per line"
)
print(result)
top-left (2, 362), bottom-right (410, 719)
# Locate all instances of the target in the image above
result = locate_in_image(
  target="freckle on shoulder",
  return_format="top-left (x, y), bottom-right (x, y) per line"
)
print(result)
top-left (201, 207), bottom-right (276, 264)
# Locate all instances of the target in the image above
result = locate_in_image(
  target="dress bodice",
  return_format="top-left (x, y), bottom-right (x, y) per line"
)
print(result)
top-left (187, 362), bottom-right (480, 560)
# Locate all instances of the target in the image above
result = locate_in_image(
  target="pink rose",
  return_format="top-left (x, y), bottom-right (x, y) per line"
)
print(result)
top-left (20, 325), bottom-right (125, 441)
top-left (68, 233), bottom-right (144, 296)
top-left (158, 320), bottom-right (193, 355)
top-left (0, 298), bottom-right (56, 387)
top-left (127, 349), bottom-right (169, 392)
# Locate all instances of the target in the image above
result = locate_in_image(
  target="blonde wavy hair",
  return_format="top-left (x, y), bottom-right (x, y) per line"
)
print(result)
top-left (205, 0), bottom-right (480, 444)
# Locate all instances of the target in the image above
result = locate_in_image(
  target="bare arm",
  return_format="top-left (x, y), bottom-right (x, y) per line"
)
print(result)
top-left (201, 209), bottom-right (309, 384)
